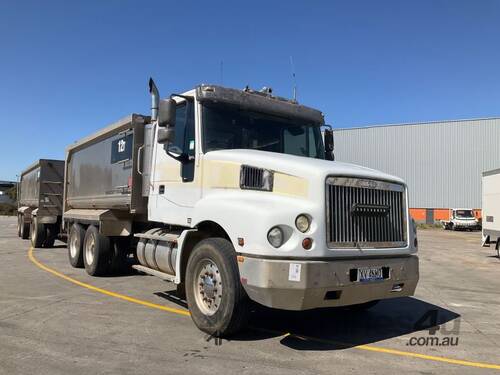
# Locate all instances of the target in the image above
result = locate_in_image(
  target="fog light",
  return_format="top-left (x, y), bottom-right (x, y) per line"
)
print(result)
top-left (295, 214), bottom-right (311, 233)
top-left (267, 227), bottom-right (284, 248)
top-left (302, 237), bottom-right (313, 250)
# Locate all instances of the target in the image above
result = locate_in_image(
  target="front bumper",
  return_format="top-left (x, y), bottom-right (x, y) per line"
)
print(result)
top-left (454, 221), bottom-right (480, 229)
top-left (238, 255), bottom-right (419, 310)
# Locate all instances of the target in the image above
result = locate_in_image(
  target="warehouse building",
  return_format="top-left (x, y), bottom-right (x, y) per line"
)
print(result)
top-left (333, 117), bottom-right (500, 223)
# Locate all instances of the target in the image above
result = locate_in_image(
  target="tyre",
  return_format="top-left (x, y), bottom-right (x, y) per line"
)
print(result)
top-left (17, 214), bottom-right (22, 237)
top-left (68, 223), bottom-right (85, 268)
top-left (110, 237), bottom-right (130, 274)
top-left (185, 238), bottom-right (249, 337)
top-left (30, 216), bottom-right (46, 248)
top-left (83, 225), bottom-right (111, 276)
top-left (20, 214), bottom-right (30, 240)
top-left (496, 239), bottom-right (500, 259)
top-left (44, 224), bottom-right (58, 248)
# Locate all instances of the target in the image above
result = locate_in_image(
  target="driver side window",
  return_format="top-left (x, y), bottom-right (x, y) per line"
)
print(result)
top-left (167, 103), bottom-right (187, 154)
top-left (164, 101), bottom-right (196, 182)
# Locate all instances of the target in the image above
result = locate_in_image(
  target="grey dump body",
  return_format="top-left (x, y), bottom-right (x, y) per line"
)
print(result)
top-left (19, 159), bottom-right (65, 219)
top-left (64, 114), bottom-right (150, 230)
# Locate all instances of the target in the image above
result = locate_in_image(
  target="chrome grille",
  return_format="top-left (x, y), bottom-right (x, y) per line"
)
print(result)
top-left (326, 177), bottom-right (407, 248)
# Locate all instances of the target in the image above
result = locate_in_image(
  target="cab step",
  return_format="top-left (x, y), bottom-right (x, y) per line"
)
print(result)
top-left (132, 264), bottom-right (176, 282)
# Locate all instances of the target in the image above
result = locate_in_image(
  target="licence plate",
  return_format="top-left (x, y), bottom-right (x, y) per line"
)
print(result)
top-left (357, 267), bottom-right (384, 282)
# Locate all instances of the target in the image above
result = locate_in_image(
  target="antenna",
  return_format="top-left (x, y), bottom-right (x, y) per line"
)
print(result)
top-left (289, 56), bottom-right (297, 101)
top-left (220, 60), bottom-right (224, 85)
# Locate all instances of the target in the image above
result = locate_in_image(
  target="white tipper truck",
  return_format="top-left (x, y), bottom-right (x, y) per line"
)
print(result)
top-left (63, 79), bottom-right (419, 336)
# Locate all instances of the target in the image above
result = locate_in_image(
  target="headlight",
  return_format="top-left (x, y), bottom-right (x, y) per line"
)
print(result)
top-left (267, 226), bottom-right (284, 248)
top-left (295, 214), bottom-right (311, 233)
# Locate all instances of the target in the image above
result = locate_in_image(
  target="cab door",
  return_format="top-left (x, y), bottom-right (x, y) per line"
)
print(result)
top-left (148, 98), bottom-right (201, 226)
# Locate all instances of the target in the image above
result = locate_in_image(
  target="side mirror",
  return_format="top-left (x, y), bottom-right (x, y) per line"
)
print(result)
top-left (157, 99), bottom-right (176, 144)
top-left (324, 128), bottom-right (335, 161)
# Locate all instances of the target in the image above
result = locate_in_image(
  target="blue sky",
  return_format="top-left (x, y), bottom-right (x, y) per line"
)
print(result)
top-left (1, 0), bottom-right (499, 180)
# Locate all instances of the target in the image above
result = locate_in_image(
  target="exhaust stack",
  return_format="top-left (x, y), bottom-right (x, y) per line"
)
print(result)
top-left (149, 78), bottom-right (159, 121)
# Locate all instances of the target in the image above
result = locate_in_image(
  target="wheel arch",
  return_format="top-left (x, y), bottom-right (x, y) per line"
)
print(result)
top-left (178, 220), bottom-right (232, 284)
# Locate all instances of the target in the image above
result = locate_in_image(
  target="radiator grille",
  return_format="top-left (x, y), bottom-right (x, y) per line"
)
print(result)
top-left (240, 165), bottom-right (273, 191)
top-left (326, 177), bottom-right (407, 248)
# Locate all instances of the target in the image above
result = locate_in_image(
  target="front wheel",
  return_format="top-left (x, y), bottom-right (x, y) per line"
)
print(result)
top-left (185, 238), bottom-right (249, 337)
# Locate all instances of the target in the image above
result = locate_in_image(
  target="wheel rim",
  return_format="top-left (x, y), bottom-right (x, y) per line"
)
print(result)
top-left (193, 259), bottom-right (223, 316)
top-left (70, 231), bottom-right (78, 258)
top-left (85, 234), bottom-right (95, 266)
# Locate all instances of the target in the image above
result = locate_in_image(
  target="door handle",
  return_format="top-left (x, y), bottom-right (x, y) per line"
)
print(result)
top-left (137, 145), bottom-right (144, 175)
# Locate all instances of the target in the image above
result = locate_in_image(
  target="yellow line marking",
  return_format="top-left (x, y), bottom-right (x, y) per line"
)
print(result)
top-left (29, 247), bottom-right (500, 371)
top-left (28, 248), bottom-right (190, 317)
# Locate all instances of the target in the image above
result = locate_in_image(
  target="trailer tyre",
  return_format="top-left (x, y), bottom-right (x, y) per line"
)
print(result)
top-left (17, 214), bottom-right (22, 237)
top-left (68, 223), bottom-right (85, 268)
top-left (44, 225), bottom-right (57, 248)
top-left (30, 216), bottom-right (46, 248)
top-left (185, 238), bottom-right (249, 337)
top-left (83, 226), bottom-right (111, 276)
top-left (20, 214), bottom-right (30, 240)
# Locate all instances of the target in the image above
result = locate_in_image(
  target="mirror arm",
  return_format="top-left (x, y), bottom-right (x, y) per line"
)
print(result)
top-left (164, 145), bottom-right (190, 163)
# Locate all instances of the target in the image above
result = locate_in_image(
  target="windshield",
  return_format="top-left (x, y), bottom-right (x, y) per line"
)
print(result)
top-left (202, 104), bottom-right (325, 159)
top-left (455, 210), bottom-right (474, 218)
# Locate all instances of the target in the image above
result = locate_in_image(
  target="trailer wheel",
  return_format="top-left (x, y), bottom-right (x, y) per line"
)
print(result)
top-left (83, 225), bottom-right (111, 276)
top-left (30, 216), bottom-right (46, 248)
top-left (185, 238), bottom-right (249, 337)
top-left (68, 223), bottom-right (85, 267)
top-left (17, 214), bottom-right (22, 237)
top-left (20, 214), bottom-right (30, 240)
top-left (43, 224), bottom-right (58, 248)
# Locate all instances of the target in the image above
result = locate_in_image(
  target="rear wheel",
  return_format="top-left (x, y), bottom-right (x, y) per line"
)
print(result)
top-left (83, 225), bottom-right (111, 276)
top-left (20, 214), bottom-right (30, 239)
top-left (44, 224), bottom-right (58, 248)
top-left (68, 223), bottom-right (85, 268)
top-left (30, 216), bottom-right (46, 248)
top-left (17, 214), bottom-right (22, 237)
top-left (110, 237), bottom-right (130, 274)
top-left (185, 238), bottom-right (249, 337)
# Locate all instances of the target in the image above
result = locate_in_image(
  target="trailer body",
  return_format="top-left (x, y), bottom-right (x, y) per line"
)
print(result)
top-left (63, 115), bottom-right (149, 237)
top-left (17, 159), bottom-right (64, 245)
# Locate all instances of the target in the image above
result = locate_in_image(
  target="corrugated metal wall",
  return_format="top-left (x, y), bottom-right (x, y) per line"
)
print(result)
top-left (333, 118), bottom-right (500, 209)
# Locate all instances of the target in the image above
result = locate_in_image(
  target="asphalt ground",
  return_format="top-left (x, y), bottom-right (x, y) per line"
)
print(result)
top-left (1, 215), bottom-right (499, 374)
